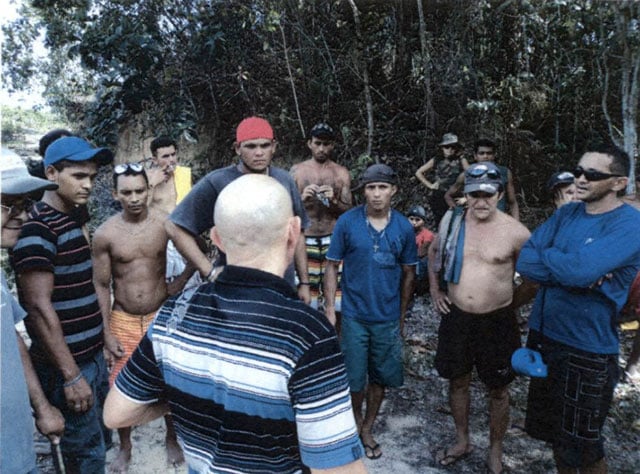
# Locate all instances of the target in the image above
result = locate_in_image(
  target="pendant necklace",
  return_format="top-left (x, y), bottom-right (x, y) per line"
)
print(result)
top-left (365, 206), bottom-right (390, 253)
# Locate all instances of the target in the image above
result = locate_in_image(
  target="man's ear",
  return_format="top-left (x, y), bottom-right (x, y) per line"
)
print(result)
top-left (234, 142), bottom-right (241, 156)
top-left (612, 176), bottom-right (628, 193)
top-left (210, 226), bottom-right (225, 253)
top-left (391, 184), bottom-right (398, 197)
top-left (45, 165), bottom-right (58, 181)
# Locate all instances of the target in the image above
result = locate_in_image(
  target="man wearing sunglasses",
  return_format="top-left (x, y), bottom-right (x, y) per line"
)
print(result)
top-left (444, 139), bottom-right (519, 220)
top-left (429, 162), bottom-right (533, 474)
top-left (1, 149), bottom-right (65, 474)
top-left (517, 144), bottom-right (640, 474)
top-left (93, 163), bottom-right (194, 472)
top-left (11, 136), bottom-right (116, 473)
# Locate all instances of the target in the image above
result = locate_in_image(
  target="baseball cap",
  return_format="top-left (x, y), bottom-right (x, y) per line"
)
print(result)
top-left (309, 123), bottom-right (335, 139)
top-left (511, 348), bottom-right (548, 378)
top-left (546, 171), bottom-right (575, 191)
top-left (407, 205), bottom-right (427, 220)
top-left (463, 162), bottom-right (502, 195)
top-left (1, 147), bottom-right (58, 196)
top-left (236, 117), bottom-right (274, 143)
top-left (44, 137), bottom-right (114, 167)
top-left (356, 164), bottom-right (397, 190)
top-left (438, 133), bottom-right (460, 147)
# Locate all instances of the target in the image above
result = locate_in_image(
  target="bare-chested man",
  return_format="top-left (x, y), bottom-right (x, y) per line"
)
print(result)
top-left (93, 164), bottom-right (193, 473)
top-left (290, 123), bottom-right (352, 314)
top-left (428, 162), bottom-right (535, 474)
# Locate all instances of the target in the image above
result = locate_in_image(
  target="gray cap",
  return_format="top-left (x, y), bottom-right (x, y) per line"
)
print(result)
top-left (546, 171), bottom-right (575, 191)
top-left (356, 164), bottom-right (397, 190)
top-left (1, 147), bottom-right (58, 196)
top-left (464, 162), bottom-right (502, 195)
top-left (438, 133), bottom-right (460, 147)
top-left (407, 205), bottom-right (427, 220)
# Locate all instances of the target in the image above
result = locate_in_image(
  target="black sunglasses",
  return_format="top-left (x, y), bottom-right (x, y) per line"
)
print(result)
top-left (1, 198), bottom-right (34, 216)
top-left (466, 167), bottom-right (501, 180)
top-left (114, 162), bottom-right (144, 175)
top-left (573, 166), bottom-right (623, 182)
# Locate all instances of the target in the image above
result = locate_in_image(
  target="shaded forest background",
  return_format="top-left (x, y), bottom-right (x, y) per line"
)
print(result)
top-left (3, 0), bottom-right (639, 224)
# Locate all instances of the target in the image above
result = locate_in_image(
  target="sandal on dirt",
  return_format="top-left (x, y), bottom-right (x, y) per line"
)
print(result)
top-left (363, 442), bottom-right (382, 460)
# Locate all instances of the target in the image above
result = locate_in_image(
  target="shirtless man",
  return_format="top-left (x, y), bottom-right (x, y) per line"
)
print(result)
top-left (146, 136), bottom-right (201, 289)
top-left (147, 136), bottom-right (179, 214)
top-left (93, 164), bottom-right (193, 473)
top-left (444, 139), bottom-right (519, 220)
top-left (429, 162), bottom-right (534, 474)
top-left (290, 123), bottom-right (352, 314)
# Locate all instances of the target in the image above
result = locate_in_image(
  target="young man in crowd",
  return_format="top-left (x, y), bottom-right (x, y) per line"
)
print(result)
top-left (165, 117), bottom-right (310, 300)
top-left (429, 162), bottom-right (533, 474)
top-left (93, 164), bottom-right (195, 472)
top-left (517, 144), bottom-right (640, 474)
top-left (290, 122), bottom-right (352, 317)
top-left (104, 174), bottom-right (366, 474)
top-left (12, 137), bottom-right (117, 473)
top-left (1, 150), bottom-right (65, 473)
top-left (324, 163), bottom-right (417, 460)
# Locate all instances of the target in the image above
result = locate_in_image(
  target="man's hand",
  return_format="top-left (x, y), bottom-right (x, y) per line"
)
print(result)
top-left (430, 288), bottom-right (451, 314)
top-left (426, 181), bottom-right (439, 191)
top-left (317, 184), bottom-right (335, 202)
top-left (35, 403), bottom-right (65, 444)
top-left (301, 184), bottom-right (321, 201)
top-left (454, 196), bottom-right (467, 207)
top-left (147, 164), bottom-right (174, 188)
top-left (103, 333), bottom-right (125, 371)
top-left (297, 284), bottom-right (311, 305)
top-left (324, 306), bottom-right (337, 327)
top-left (64, 376), bottom-right (94, 413)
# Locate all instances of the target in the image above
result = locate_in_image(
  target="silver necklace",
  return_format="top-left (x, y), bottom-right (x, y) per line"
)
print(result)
top-left (365, 207), bottom-right (390, 253)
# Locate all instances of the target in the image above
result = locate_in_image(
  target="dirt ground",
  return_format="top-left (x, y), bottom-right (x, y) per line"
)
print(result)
top-left (33, 295), bottom-right (640, 474)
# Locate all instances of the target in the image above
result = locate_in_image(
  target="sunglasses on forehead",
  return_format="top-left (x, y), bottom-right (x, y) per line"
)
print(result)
top-left (466, 167), bottom-right (501, 180)
top-left (114, 162), bottom-right (144, 175)
top-left (573, 166), bottom-right (623, 182)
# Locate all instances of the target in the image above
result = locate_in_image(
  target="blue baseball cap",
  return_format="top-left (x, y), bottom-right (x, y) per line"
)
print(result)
top-left (44, 137), bottom-right (114, 167)
top-left (511, 348), bottom-right (548, 378)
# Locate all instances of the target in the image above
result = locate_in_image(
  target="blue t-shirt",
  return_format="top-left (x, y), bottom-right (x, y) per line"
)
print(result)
top-left (327, 205), bottom-right (418, 322)
top-left (516, 201), bottom-right (640, 354)
top-left (1, 272), bottom-right (37, 474)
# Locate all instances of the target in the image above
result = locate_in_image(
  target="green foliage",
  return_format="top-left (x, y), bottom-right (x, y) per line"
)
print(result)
top-left (1, 105), bottom-right (66, 142)
top-left (3, 0), bottom-right (639, 212)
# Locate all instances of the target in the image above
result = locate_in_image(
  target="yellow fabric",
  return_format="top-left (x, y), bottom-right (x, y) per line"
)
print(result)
top-left (174, 165), bottom-right (192, 205)
top-left (621, 320), bottom-right (639, 331)
top-left (109, 309), bottom-right (157, 385)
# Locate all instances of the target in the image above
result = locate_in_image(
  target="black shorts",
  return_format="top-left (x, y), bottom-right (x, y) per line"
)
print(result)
top-left (524, 330), bottom-right (619, 469)
top-left (435, 304), bottom-right (520, 388)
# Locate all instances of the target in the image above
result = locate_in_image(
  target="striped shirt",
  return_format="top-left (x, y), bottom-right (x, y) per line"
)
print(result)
top-left (12, 201), bottom-right (103, 363)
top-left (115, 265), bottom-right (363, 474)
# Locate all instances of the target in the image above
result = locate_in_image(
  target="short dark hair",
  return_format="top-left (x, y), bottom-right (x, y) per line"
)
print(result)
top-left (39, 129), bottom-right (73, 157)
top-left (585, 143), bottom-right (630, 177)
top-left (474, 138), bottom-right (496, 153)
top-left (51, 159), bottom-right (79, 172)
top-left (150, 136), bottom-right (177, 156)
top-left (113, 167), bottom-right (149, 189)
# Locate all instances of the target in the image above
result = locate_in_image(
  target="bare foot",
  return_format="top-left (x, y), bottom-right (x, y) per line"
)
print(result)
top-left (109, 446), bottom-right (131, 474)
top-left (166, 435), bottom-right (185, 467)
top-left (435, 443), bottom-right (473, 467)
top-left (486, 457), bottom-right (503, 474)
top-left (360, 430), bottom-right (382, 460)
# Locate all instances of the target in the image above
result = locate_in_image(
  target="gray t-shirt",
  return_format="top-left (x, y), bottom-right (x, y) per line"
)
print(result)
top-left (170, 163), bottom-right (309, 286)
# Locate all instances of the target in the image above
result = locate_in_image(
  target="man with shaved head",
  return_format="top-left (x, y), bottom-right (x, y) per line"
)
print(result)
top-left (104, 175), bottom-right (365, 474)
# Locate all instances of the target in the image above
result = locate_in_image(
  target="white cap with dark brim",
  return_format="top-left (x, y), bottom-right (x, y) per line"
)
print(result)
top-left (1, 147), bottom-right (58, 196)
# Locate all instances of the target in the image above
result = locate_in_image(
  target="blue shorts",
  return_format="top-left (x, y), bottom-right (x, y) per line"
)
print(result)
top-left (340, 317), bottom-right (403, 392)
